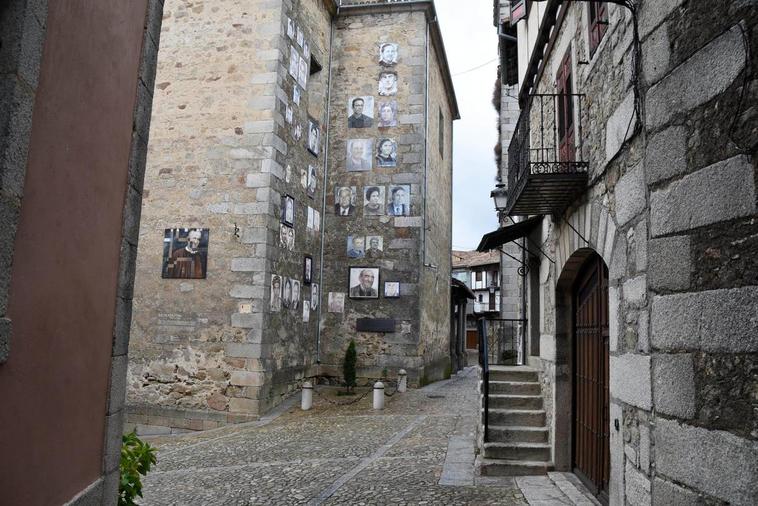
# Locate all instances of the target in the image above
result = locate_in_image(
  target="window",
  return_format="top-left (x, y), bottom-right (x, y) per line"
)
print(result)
top-left (438, 108), bottom-right (444, 158)
top-left (476, 271), bottom-right (483, 282)
top-left (588, 2), bottom-right (608, 57)
top-left (478, 294), bottom-right (484, 303)
top-left (557, 50), bottom-right (574, 162)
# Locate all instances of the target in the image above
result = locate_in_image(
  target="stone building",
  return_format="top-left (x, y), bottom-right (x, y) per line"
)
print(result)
top-left (452, 250), bottom-right (501, 347)
top-left (478, 1), bottom-right (758, 504)
top-left (126, 0), bottom-right (458, 432)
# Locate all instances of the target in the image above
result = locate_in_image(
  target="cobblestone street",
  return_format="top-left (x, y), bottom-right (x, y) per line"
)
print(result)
top-left (139, 368), bottom-right (600, 505)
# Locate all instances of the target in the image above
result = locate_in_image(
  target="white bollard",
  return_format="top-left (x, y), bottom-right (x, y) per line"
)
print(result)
top-left (397, 369), bottom-right (407, 393)
top-left (373, 381), bottom-right (385, 410)
top-left (301, 381), bottom-right (313, 411)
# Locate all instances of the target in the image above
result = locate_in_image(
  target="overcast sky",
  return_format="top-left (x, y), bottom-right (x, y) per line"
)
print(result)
top-left (436, 0), bottom-right (500, 251)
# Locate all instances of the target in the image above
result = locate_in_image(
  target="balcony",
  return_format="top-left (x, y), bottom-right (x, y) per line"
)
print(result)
top-left (505, 93), bottom-right (589, 217)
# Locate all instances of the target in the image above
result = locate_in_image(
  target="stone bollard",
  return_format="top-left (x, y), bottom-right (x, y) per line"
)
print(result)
top-left (301, 381), bottom-right (313, 411)
top-left (373, 381), bottom-right (385, 410)
top-left (397, 369), bottom-right (407, 393)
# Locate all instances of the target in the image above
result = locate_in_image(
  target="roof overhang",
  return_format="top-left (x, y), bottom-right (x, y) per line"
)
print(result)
top-left (476, 215), bottom-right (543, 252)
top-left (451, 278), bottom-right (476, 300)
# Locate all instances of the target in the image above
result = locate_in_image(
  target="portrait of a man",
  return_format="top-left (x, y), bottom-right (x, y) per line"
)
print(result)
top-left (281, 194), bottom-right (295, 226)
top-left (287, 18), bottom-right (295, 39)
top-left (387, 185), bottom-right (410, 216)
top-left (283, 278), bottom-right (293, 309)
top-left (307, 118), bottom-right (320, 156)
top-left (303, 300), bottom-right (310, 322)
top-left (279, 223), bottom-right (289, 249)
top-left (328, 292), bottom-right (345, 313)
top-left (307, 165), bottom-right (317, 197)
top-left (384, 282), bottom-right (400, 298)
top-left (348, 96), bottom-right (374, 128)
top-left (313, 209), bottom-right (320, 232)
top-left (363, 185), bottom-right (385, 216)
top-left (377, 101), bottom-right (397, 128)
top-left (349, 267), bottom-right (380, 299)
top-left (304, 255), bottom-right (313, 285)
top-left (365, 236), bottom-right (383, 258)
top-left (376, 138), bottom-right (397, 168)
top-left (270, 274), bottom-right (282, 312)
top-left (378, 71), bottom-right (398, 96)
top-left (298, 56), bottom-right (308, 88)
top-left (379, 42), bottom-right (398, 66)
top-left (291, 279), bottom-right (301, 310)
top-left (347, 236), bottom-right (365, 259)
top-left (162, 228), bottom-right (209, 279)
top-left (286, 226), bottom-right (295, 251)
top-left (334, 186), bottom-right (357, 216)
top-left (346, 139), bottom-right (373, 171)
top-left (311, 283), bottom-right (319, 310)
top-left (289, 46), bottom-right (299, 79)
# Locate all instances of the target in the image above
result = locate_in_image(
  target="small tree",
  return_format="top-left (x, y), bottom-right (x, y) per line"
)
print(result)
top-left (119, 431), bottom-right (157, 505)
top-left (343, 339), bottom-right (357, 393)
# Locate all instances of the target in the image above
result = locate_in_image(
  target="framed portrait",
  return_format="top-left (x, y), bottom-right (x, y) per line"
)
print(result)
top-left (287, 18), bottom-right (295, 39)
top-left (296, 26), bottom-right (304, 47)
top-left (285, 105), bottom-right (293, 124)
top-left (377, 101), bottom-right (397, 128)
top-left (375, 138), bottom-right (397, 168)
top-left (287, 226), bottom-right (295, 251)
top-left (270, 274), bottom-right (282, 312)
top-left (307, 165), bottom-right (317, 198)
top-left (328, 292), bottom-right (345, 313)
top-left (378, 71), bottom-right (398, 96)
top-left (303, 40), bottom-right (311, 60)
top-left (282, 277), bottom-right (293, 309)
top-left (291, 279), bottom-right (301, 310)
top-left (349, 267), bottom-right (380, 299)
top-left (347, 235), bottom-right (365, 259)
top-left (303, 300), bottom-right (310, 322)
top-left (300, 167), bottom-right (308, 188)
top-left (162, 228), bottom-right (209, 279)
top-left (311, 283), bottom-right (319, 310)
top-left (307, 206), bottom-right (314, 230)
top-left (297, 55), bottom-right (308, 89)
top-left (279, 223), bottom-right (295, 251)
top-left (346, 139), bottom-right (373, 172)
top-left (363, 185), bottom-right (385, 216)
top-left (285, 164), bottom-right (292, 184)
top-left (387, 185), bottom-right (410, 216)
top-left (313, 209), bottom-right (320, 232)
top-left (384, 282), bottom-right (400, 298)
top-left (289, 46), bottom-right (299, 79)
top-left (303, 255), bottom-right (313, 285)
top-left (307, 117), bottom-right (320, 156)
top-left (348, 96), bottom-right (374, 128)
top-left (281, 194), bottom-right (295, 226)
top-left (293, 87), bottom-right (301, 105)
top-left (293, 122), bottom-right (302, 141)
top-left (365, 235), bottom-right (383, 259)
top-left (334, 186), bottom-right (357, 216)
top-left (379, 42), bottom-right (399, 66)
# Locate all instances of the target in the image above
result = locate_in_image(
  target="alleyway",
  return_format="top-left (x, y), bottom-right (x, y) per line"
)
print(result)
top-left (139, 368), bottom-right (600, 505)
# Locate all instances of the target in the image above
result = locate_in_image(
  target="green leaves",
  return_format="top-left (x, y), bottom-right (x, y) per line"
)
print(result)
top-left (119, 431), bottom-right (157, 506)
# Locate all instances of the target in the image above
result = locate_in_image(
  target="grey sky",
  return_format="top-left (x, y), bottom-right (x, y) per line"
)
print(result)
top-left (436, 0), bottom-right (500, 251)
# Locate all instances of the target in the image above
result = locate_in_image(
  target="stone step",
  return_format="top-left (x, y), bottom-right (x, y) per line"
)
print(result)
top-left (488, 368), bottom-right (539, 383)
top-left (488, 394), bottom-right (543, 410)
top-left (487, 425), bottom-right (549, 443)
top-left (478, 457), bottom-right (554, 477)
top-left (487, 409), bottom-right (546, 427)
top-left (484, 442), bottom-right (551, 461)
top-left (488, 381), bottom-right (541, 395)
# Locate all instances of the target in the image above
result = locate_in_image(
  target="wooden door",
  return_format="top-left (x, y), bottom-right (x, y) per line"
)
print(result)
top-left (572, 254), bottom-right (609, 500)
top-left (466, 329), bottom-right (478, 350)
top-left (557, 51), bottom-right (575, 162)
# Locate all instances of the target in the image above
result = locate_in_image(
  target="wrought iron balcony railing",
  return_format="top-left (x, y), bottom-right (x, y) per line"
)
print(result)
top-left (506, 93), bottom-right (589, 217)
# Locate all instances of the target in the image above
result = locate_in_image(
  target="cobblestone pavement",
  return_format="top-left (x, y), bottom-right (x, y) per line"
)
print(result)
top-left (139, 368), bottom-right (596, 505)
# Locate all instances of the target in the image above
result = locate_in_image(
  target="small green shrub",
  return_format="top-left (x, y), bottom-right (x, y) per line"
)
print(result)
top-left (119, 431), bottom-right (157, 506)
top-left (343, 339), bottom-right (357, 393)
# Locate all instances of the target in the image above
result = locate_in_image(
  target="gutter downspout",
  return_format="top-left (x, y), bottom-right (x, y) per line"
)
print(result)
top-left (422, 16), bottom-right (430, 266)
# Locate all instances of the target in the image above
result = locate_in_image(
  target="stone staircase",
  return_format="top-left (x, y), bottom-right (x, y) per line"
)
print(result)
top-left (478, 365), bottom-right (554, 476)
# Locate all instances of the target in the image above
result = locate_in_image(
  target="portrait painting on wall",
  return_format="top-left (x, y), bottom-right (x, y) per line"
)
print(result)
top-left (303, 40), bottom-right (311, 60)
top-left (270, 274), bottom-right (282, 312)
top-left (285, 105), bottom-right (293, 124)
top-left (293, 87), bottom-right (301, 105)
top-left (363, 185), bottom-right (385, 216)
top-left (365, 235), bottom-right (383, 258)
top-left (379, 42), bottom-right (398, 66)
top-left (311, 283), bottom-right (319, 310)
top-left (280, 223), bottom-right (295, 251)
top-left (289, 46), bottom-right (299, 79)
top-left (296, 26), bottom-right (304, 47)
top-left (375, 138), bottom-right (397, 168)
top-left (384, 282), bottom-right (400, 298)
top-left (300, 167), bottom-right (308, 189)
top-left (291, 279), bottom-right (301, 310)
top-left (378, 71), bottom-right (398, 96)
top-left (349, 267), bottom-right (380, 299)
top-left (307, 118), bottom-right (320, 156)
top-left (328, 292), bottom-right (345, 313)
top-left (347, 235), bottom-right (365, 259)
top-left (304, 255), bottom-right (313, 285)
top-left (285, 164), bottom-right (292, 184)
top-left (162, 228), bottom-right (209, 279)
top-left (287, 18), bottom-right (295, 39)
top-left (387, 185), bottom-right (410, 216)
top-left (298, 55), bottom-right (309, 89)
top-left (348, 96), bottom-right (374, 128)
top-left (377, 101), bottom-right (397, 128)
top-left (281, 194), bottom-right (295, 226)
top-left (313, 209), bottom-right (321, 232)
top-left (282, 278), bottom-right (293, 309)
top-left (307, 207), bottom-right (314, 230)
top-left (307, 165), bottom-right (317, 198)
top-left (346, 139), bottom-right (373, 172)
top-left (303, 300), bottom-right (310, 322)
top-left (334, 186), bottom-right (357, 216)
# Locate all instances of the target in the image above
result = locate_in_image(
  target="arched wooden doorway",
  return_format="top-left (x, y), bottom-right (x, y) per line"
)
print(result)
top-left (572, 253), bottom-right (610, 501)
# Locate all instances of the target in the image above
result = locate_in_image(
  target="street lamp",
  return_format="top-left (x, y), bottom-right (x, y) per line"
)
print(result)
top-left (491, 183), bottom-right (508, 223)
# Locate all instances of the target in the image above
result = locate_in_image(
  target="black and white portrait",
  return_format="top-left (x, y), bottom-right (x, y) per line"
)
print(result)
top-left (313, 209), bottom-right (320, 232)
top-left (346, 139), bottom-right (373, 172)
top-left (285, 164), bottom-right (292, 184)
top-left (287, 226), bottom-right (295, 251)
top-left (334, 186), bottom-right (357, 216)
top-left (282, 277), bottom-right (293, 309)
top-left (347, 236), bottom-right (365, 259)
top-left (349, 267), bottom-right (380, 299)
top-left (279, 224), bottom-right (295, 251)
top-left (365, 236), bottom-right (384, 258)
top-left (307, 118), bottom-right (320, 156)
top-left (287, 18), bottom-right (295, 39)
top-left (375, 138), bottom-right (397, 168)
top-left (307, 206), bottom-right (314, 230)
top-left (304, 255), bottom-right (313, 285)
top-left (303, 41), bottom-right (310, 60)
top-left (378, 71), bottom-right (398, 96)
top-left (293, 122), bottom-right (302, 140)
top-left (387, 185), bottom-right (410, 216)
top-left (291, 279), bottom-right (301, 310)
top-left (379, 43), bottom-right (399, 66)
top-left (281, 194), bottom-right (295, 226)
top-left (296, 26), bottom-right (304, 47)
top-left (289, 46), bottom-right (299, 79)
top-left (328, 292), bottom-right (345, 313)
top-left (311, 283), bottom-right (319, 310)
top-left (162, 228), bottom-right (209, 279)
top-left (363, 185), bottom-right (385, 216)
top-left (303, 300), bottom-right (310, 322)
top-left (285, 105), bottom-right (293, 124)
top-left (271, 274), bottom-right (282, 312)
top-left (377, 101), bottom-right (398, 128)
top-left (293, 87), bottom-right (301, 105)
top-left (348, 96), bottom-right (374, 128)
top-left (307, 165), bottom-right (317, 198)
top-left (384, 282), bottom-right (400, 298)
top-left (298, 55), bottom-right (308, 89)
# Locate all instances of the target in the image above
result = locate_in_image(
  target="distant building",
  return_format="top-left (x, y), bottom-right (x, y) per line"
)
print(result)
top-left (452, 250), bottom-right (501, 345)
